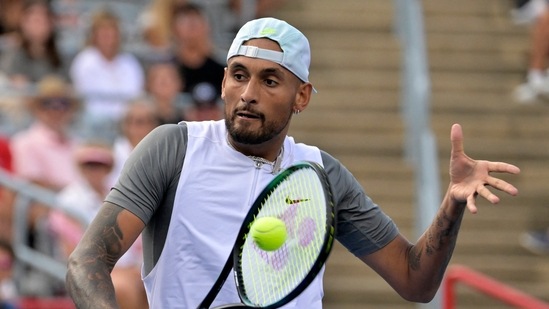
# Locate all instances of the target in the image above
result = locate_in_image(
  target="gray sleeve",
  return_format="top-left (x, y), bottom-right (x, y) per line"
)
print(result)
top-left (105, 123), bottom-right (187, 274)
top-left (321, 151), bottom-right (399, 257)
top-left (106, 123), bottom-right (187, 223)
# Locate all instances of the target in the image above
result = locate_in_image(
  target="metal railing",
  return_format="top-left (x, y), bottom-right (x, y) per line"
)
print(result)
top-left (0, 168), bottom-right (88, 284)
top-left (443, 265), bottom-right (549, 309)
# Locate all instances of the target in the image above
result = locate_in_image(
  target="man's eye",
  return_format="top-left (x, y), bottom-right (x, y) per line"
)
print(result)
top-left (265, 79), bottom-right (278, 87)
top-left (234, 73), bottom-right (245, 81)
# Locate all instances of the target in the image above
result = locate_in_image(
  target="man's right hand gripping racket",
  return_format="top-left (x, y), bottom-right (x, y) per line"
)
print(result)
top-left (197, 161), bottom-right (336, 309)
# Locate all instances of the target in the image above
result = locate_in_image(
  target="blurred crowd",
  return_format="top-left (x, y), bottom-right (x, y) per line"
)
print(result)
top-left (0, 0), bottom-right (286, 307)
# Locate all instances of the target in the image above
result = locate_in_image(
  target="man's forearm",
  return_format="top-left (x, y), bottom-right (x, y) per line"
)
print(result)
top-left (66, 249), bottom-right (119, 308)
top-left (65, 204), bottom-right (128, 308)
top-left (407, 191), bottom-right (466, 299)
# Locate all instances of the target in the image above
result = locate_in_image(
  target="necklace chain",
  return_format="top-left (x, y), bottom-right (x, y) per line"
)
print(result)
top-left (226, 134), bottom-right (284, 174)
top-left (247, 155), bottom-right (275, 165)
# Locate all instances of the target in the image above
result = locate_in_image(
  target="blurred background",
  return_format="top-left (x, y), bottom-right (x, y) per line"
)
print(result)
top-left (0, 0), bottom-right (548, 308)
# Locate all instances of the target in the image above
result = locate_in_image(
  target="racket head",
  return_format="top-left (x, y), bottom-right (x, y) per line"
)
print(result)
top-left (232, 161), bottom-right (336, 308)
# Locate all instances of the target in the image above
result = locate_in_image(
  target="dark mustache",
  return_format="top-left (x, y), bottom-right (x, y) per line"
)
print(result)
top-left (235, 106), bottom-right (264, 120)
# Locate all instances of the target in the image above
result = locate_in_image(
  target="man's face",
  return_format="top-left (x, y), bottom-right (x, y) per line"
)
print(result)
top-left (35, 96), bottom-right (77, 132)
top-left (222, 39), bottom-right (303, 145)
top-left (173, 12), bottom-right (208, 44)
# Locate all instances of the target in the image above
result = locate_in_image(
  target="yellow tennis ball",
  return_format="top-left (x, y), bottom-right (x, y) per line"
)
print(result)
top-left (250, 217), bottom-right (287, 251)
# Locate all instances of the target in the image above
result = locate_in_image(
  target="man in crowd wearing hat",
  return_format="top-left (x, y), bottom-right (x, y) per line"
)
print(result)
top-left (10, 74), bottom-right (81, 192)
top-left (9, 74), bottom-right (81, 295)
top-left (184, 82), bottom-right (224, 121)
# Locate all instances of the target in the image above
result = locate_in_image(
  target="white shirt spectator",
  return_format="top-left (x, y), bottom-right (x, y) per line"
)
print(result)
top-left (70, 46), bottom-right (144, 124)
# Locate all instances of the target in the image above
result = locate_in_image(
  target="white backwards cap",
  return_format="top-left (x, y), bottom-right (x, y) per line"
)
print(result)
top-left (227, 17), bottom-right (313, 87)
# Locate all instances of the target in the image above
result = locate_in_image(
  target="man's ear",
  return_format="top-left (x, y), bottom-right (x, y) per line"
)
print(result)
top-left (294, 82), bottom-right (313, 113)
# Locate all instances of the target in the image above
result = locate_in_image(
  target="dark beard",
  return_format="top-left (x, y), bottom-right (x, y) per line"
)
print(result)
top-left (225, 109), bottom-right (291, 145)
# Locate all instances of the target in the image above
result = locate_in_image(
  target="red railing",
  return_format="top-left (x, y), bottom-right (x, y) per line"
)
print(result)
top-left (443, 264), bottom-right (549, 309)
top-left (17, 297), bottom-right (75, 309)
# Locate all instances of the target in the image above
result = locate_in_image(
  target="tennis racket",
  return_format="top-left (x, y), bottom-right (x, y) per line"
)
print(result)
top-left (197, 161), bottom-right (336, 309)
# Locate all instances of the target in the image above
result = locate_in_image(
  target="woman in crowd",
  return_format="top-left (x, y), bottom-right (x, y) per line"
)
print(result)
top-left (70, 7), bottom-right (144, 142)
top-left (0, 0), bottom-right (67, 87)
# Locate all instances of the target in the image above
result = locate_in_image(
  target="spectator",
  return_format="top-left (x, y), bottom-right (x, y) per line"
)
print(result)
top-left (511, 0), bottom-right (546, 25)
top-left (512, 0), bottom-right (549, 103)
top-left (10, 75), bottom-right (81, 192)
top-left (138, 1), bottom-right (289, 65)
top-left (9, 74), bottom-right (81, 273)
top-left (184, 82), bottom-right (223, 121)
top-left (171, 3), bottom-right (225, 106)
top-left (50, 142), bottom-right (147, 309)
top-left (512, 0), bottom-right (549, 256)
top-left (70, 7), bottom-right (144, 143)
top-left (0, 239), bottom-right (17, 309)
top-left (181, 0), bottom-right (288, 58)
top-left (144, 61), bottom-right (187, 124)
top-left (0, 0), bottom-right (68, 88)
top-left (136, 0), bottom-right (183, 65)
top-left (108, 99), bottom-right (160, 187)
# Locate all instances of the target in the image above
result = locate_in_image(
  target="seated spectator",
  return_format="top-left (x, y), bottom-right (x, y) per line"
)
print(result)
top-left (9, 75), bottom-right (81, 272)
top-left (184, 82), bottom-right (223, 121)
top-left (50, 142), bottom-right (147, 309)
top-left (136, 0), bottom-right (183, 65)
top-left (512, 0), bottom-right (549, 103)
top-left (0, 0), bottom-right (68, 89)
top-left (10, 75), bottom-right (81, 192)
top-left (144, 60), bottom-right (188, 124)
top-left (180, 0), bottom-right (288, 58)
top-left (171, 3), bottom-right (225, 106)
top-left (0, 239), bottom-right (17, 309)
top-left (70, 7), bottom-right (144, 143)
top-left (108, 99), bottom-right (160, 187)
top-left (511, 0), bottom-right (546, 25)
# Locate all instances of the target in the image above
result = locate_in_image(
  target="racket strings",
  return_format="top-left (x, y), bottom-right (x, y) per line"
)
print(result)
top-left (238, 167), bottom-right (328, 306)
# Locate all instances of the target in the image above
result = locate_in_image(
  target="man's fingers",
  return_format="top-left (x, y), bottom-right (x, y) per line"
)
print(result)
top-left (488, 161), bottom-right (521, 175)
top-left (477, 185), bottom-right (501, 204)
top-left (466, 194), bottom-right (478, 214)
top-left (450, 123), bottom-right (464, 154)
top-left (486, 176), bottom-right (519, 196)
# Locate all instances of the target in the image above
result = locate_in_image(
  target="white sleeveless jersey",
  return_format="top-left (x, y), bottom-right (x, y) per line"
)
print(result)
top-left (143, 120), bottom-right (325, 308)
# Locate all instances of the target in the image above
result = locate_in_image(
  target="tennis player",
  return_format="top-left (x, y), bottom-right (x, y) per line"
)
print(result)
top-left (65, 17), bottom-right (520, 308)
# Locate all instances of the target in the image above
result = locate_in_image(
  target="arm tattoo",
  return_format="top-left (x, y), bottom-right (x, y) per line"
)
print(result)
top-left (408, 206), bottom-right (465, 275)
top-left (99, 209), bottom-right (125, 267)
top-left (91, 205), bottom-right (125, 272)
top-left (66, 205), bottom-right (127, 308)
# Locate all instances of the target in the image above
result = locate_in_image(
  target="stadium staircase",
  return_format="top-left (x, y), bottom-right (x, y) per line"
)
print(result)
top-left (277, 0), bottom-right (549, 308)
